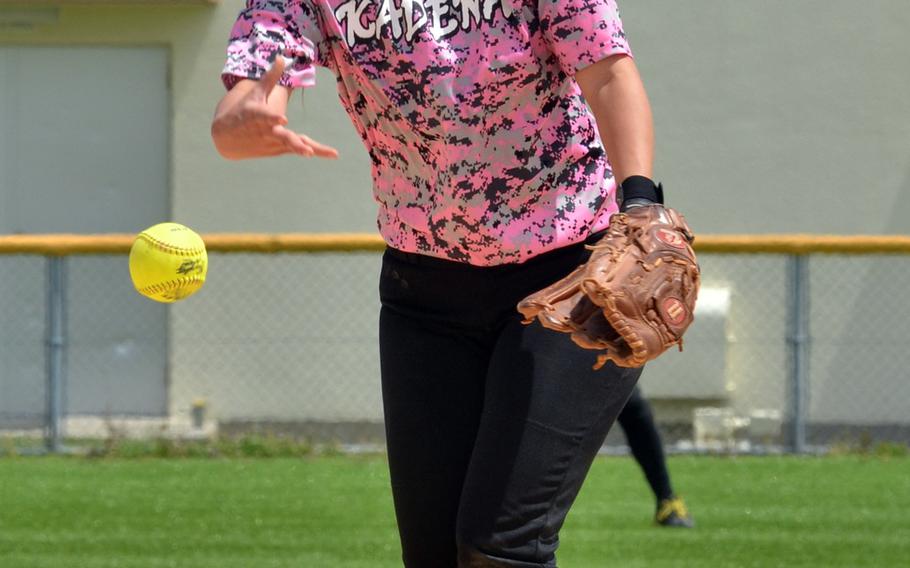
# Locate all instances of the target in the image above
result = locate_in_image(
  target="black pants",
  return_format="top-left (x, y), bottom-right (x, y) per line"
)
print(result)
top-left (379, 239), bottom-right (642, 567)
top-left (617, 387), bottom-right (674, 503)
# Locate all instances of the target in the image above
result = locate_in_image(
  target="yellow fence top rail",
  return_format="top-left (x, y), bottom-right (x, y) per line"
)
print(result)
top-left (1, 233), bottom-right (909, 255)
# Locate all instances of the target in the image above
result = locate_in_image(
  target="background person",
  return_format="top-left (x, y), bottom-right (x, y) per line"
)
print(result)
top-left (618, 386), bottom-right (694, 528)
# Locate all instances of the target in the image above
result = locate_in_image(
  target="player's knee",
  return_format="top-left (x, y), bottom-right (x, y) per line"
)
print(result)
top-left (455, 542), bottom-right (516, 567)
top-left (456, 543), bottom-right (499, 568)
top-left (455, 535), bottom-right (555, 567)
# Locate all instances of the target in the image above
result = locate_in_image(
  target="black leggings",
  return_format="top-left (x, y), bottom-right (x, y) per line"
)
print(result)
top-left (379, 240), bottom-right (642, 567)
top-left (617, 387), bottom-right (674, 503)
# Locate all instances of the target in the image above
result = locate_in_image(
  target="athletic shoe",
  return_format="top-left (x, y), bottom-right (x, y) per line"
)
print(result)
top-left (655, 497), bottom-right (694, 528)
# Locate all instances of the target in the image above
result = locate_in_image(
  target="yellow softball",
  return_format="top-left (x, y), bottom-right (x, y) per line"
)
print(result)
top-left (129, 222), bottom-right (207, 303)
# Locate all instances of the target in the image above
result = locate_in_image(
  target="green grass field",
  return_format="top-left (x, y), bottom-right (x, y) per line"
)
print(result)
top-left (1, 455), bottom-right (908, 567)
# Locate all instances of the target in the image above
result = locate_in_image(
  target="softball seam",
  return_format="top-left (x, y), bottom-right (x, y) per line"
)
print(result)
top-left (138, 275), bottom-right (206, 296)
top-left (136, 232), bottom-right (205, 258)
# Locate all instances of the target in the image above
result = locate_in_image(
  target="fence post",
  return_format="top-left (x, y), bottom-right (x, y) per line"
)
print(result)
top-left (786, 254), bottom-right (810, 453)
top-left (46, 256), bottom-right (67, 453)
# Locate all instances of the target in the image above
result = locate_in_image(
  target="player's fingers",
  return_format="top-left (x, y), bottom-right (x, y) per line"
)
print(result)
top-left (258, 136), bottom-right (302, 157)
top-left (272, 125), bottom-right (314, 156)
top-left (237, 118), bottom-right (275, 144)
top-left (256, 56), bottom-right (286, 97)
top-left (256, 114), bottom-right (288, 131)
top-left (299, 134), bottom-right (339, 159)
top-left (229, 120), bottom-right (293, 155)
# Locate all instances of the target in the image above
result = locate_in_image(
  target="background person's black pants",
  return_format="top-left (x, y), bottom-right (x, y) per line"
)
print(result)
top-left (617, 386), bottom-right (674, 502)
top-left (379, 240), bottom-right (642, 567)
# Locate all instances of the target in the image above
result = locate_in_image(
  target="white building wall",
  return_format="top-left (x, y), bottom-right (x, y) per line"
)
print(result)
top-left (1, 1), bottom-right (908, 435)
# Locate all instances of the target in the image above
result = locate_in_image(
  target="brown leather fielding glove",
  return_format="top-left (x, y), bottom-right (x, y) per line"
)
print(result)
top-left (518, 206), bottom-right (700, 369)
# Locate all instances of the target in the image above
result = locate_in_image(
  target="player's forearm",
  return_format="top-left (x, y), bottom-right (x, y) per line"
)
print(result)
top-left (577, 55), bottom-right (654, 184)
top-left (215, 80), bottom-right (293, 117)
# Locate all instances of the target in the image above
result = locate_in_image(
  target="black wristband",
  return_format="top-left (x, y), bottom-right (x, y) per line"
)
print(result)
top-left (618, 175), bottom-right (664, 207)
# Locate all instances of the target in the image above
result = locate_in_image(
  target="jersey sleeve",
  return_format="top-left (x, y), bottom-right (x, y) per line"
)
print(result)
top-left (538, 0), bottom-right (633, 76)
top-left (222, 0), bottom-right (324, 90)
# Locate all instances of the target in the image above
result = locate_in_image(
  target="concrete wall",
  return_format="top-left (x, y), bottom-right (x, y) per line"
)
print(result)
top-left (4, 1), bottom-right (905, 235)
top-left (622, 0), bottom-right (910, 235)
top-left (2, 1), bottom-right (908, 436)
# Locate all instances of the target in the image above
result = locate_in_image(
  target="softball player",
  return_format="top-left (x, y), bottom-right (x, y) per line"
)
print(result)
top-left (213, 0), bottom-right (662, 564)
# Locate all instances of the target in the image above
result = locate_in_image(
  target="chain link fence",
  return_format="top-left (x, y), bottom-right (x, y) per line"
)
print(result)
top-left (0, 257), bottom-right (46, 432)
top-left (808, 257), bottom-right (910, 446)
top-left (2, 238), bottom-right (909, 454)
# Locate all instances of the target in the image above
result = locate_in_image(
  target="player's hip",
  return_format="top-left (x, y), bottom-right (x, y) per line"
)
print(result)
top-left (379, 231), bottom-right (605, 330)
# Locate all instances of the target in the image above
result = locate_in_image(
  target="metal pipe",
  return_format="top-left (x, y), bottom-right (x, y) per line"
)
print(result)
top-left (786, 255), bottom-right (810, 453)
top-left (46, 257), bottom-right (67, 453)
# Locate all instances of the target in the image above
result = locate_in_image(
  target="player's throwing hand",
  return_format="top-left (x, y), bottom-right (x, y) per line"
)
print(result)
top-left (211, 57), bottom-right (338, 160)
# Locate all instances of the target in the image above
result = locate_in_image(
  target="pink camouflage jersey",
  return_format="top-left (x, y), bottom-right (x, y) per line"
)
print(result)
top-left (223, 0), bottom-right (633, 266)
